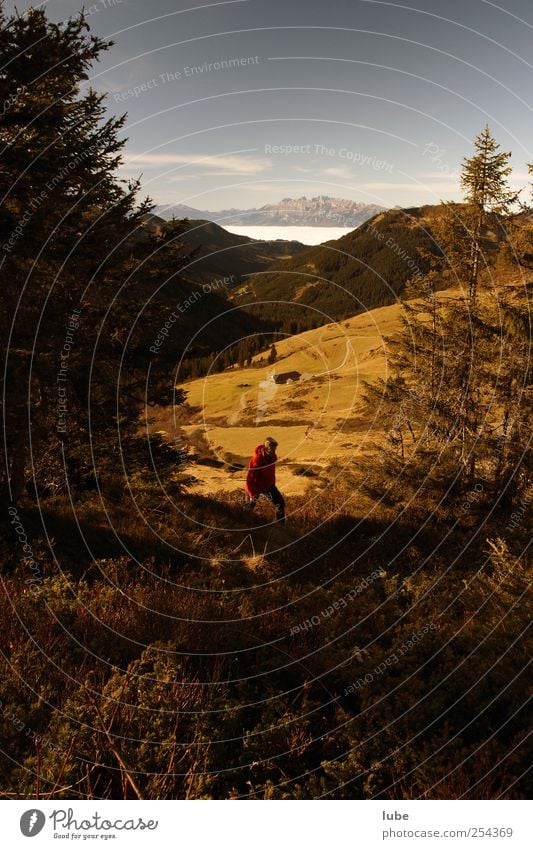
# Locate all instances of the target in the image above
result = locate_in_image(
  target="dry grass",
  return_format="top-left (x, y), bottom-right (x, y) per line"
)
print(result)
top-left (147, 287), bottom-right (480, 498)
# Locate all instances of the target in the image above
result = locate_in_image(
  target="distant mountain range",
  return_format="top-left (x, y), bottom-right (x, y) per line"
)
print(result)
top-left (156, 196), bottom-right (385, 227)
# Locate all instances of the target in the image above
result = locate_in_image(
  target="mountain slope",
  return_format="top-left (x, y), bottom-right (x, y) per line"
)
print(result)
top-left (141, 214), bottom-right (306, 284)
top-left (233, 205), bottom-right (443, 329)
top-left (177, 218), bottom-right (306, 283)
top-left (147, 297), bottom-right (416, 495)
top-left (149, 285), bottom-right (486, 497)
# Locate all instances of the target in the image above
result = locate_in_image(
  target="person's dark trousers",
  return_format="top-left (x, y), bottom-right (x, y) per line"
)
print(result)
top-left (265, 485), bottom-right (285, 523)
top-left (246, 486), bottom-right (285, 523)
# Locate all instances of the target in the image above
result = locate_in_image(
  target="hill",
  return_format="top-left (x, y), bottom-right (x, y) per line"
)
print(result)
top-left (147, 296), bottom-right (424, 496)
top-left (140, 214), bottom-right (306, 285)
top-left (156, 195), bottom-right (384, 227)
top-left (176, 218), bottom-right (306, 283)
top-left (148, 268), bottom-right (523, 498)
top-left (233, 205), bottom-right (444, 330)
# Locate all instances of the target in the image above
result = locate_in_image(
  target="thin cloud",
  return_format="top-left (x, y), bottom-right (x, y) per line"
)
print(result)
top-left (168, 172), bottom-right (270, 181)
top-left (122, 152), bottom-right (272, 175)
top-left (293, 164), bottom-right (352, 178)
top-left (244, 183), bottom-right (313, 192)
top-left (422, 171), bottom-right (460, 180)
top-left (322, 166), bottom-right (353, 178)
top-left (360, 181), bottom-right (463, 192)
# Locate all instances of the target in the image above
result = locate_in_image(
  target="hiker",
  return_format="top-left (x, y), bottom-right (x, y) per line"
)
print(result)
top-left (245, 437), bottom-right (285, 523)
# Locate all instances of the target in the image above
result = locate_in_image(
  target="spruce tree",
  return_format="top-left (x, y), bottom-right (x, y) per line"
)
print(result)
top-left (460, 126), bottom-right (516, 298)
top-left (0, 8), bottom-right (170, 503)
top-left (508, 163), bottom-right (533, 268)
top-left (364, 287), bottom-right (531, 509)
top-left (429, 202), bottom-right (478, 286)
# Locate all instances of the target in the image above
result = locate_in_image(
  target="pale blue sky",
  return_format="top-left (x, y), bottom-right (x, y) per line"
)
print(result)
top-left (5, 0), bottom-right (533, 210)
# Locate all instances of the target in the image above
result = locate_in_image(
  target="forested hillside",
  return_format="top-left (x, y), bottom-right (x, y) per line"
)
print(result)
top-left (141, 213), bottom-right (307, 284)
top-left (234, 205), bottom-right (444, 331)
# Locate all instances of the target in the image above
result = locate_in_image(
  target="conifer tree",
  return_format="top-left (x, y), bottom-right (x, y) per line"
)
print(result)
top-left (364, 287), bottom-right (531, 509)
top-left (429, 202), bottom-right (478, 286)
top-left (508, 163), bottom-right (533, 268)
top-left (460, 126), bottom-right (516, 298)
top-left (0, 8), bottom-right (173, 503)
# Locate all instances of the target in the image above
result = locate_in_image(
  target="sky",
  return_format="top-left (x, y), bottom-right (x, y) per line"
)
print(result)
top-left (5, 0), bottom-right (533, 212)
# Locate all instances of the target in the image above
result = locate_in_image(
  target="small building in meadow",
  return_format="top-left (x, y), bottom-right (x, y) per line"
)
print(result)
top-left (270, 370), bottom-right (302, 385)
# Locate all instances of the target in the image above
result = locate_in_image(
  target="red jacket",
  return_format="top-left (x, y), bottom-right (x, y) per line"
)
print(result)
top-left (245, 444), bottom-right (276, 498)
